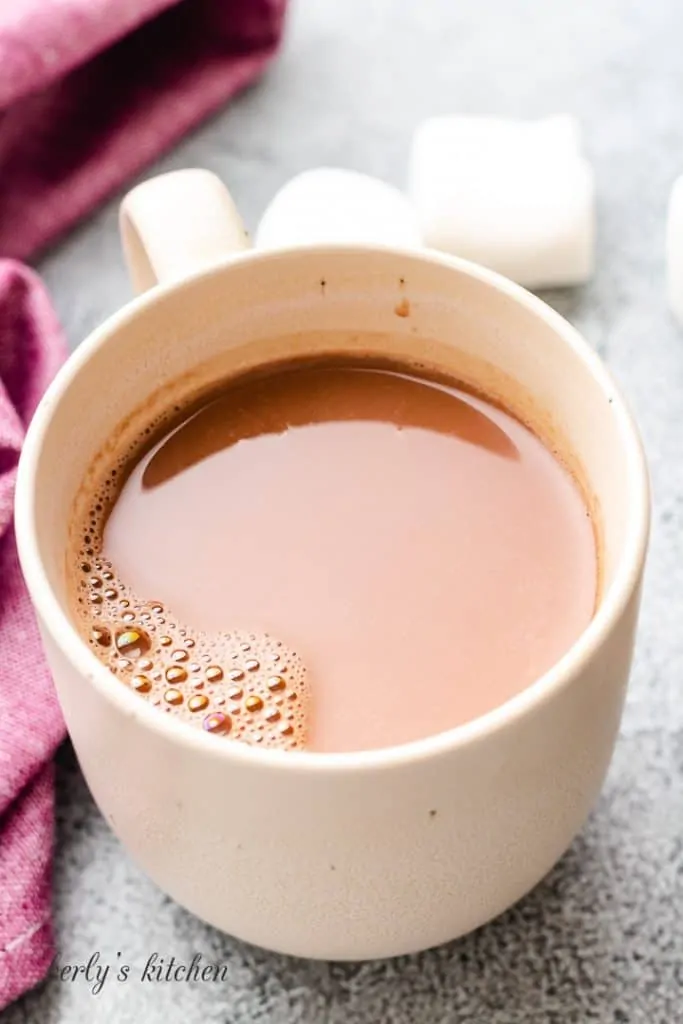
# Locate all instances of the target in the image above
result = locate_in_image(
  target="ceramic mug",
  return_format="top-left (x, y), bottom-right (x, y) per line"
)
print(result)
top-left (15, 170), bottom-right (650, 961)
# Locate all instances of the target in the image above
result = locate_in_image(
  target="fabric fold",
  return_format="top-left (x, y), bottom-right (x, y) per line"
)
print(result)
top-left (0, 0), bottom-right (286, 260)
top-left (0, 261), bottom-right (67, 1010)
top-left (0, 765), bottom-right (55, 1010)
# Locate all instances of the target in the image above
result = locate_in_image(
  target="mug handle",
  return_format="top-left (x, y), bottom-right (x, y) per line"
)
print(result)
top-left (120, 169), bottom-right (250, 294)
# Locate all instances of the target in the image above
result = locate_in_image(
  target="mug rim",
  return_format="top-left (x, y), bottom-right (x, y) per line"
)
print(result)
top-left (15, 244), bottom-right (650, 774)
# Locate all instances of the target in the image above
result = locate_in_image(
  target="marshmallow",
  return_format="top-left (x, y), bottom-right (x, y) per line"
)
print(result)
top-left (667, 176), bottom-right (683, 326)
top-left (255, 168), bottom-right (422, 250)
top-left (407, 115), bottom-right (595, 289)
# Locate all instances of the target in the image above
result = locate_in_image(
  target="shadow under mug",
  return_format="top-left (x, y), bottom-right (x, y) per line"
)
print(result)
top-left (15, 170), bottom-right (649, 960)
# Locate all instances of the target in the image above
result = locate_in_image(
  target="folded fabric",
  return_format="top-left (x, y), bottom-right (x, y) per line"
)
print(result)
top-left (0, 0), bottom-right (287, 260)
top-left (0, 0), bottom-right (286, 1009)
top-left (0, 262), bottom-right (67, 1010)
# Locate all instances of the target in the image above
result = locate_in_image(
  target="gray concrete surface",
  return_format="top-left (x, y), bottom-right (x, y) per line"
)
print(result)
top-left (5, 0), bottom-right (683, 1020)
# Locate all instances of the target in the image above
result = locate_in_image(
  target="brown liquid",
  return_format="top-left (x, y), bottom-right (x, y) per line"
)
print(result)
top-left (70, 354), bottom-right (597, 753)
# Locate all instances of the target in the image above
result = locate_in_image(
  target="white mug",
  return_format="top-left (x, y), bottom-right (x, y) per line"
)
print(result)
top-left (16, 170), bottom-right (649, 960)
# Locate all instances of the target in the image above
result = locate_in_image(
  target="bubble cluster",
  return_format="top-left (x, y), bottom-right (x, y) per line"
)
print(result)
top-left (71, 461), bottom-right (311, 751)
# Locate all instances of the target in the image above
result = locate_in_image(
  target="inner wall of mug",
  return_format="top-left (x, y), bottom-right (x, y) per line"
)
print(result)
top-left (32, 247), bottom-right (635, 620)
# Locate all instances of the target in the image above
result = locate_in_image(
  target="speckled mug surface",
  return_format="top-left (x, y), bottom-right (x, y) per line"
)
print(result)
top-left (16, 170), bottom-right (649, 960)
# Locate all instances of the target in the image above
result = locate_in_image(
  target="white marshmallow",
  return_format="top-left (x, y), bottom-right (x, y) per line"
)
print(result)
top-left (415, 114), bottom-right (583, 164)
top-left (255, 168), bottom-right (422, 250)
top-left (667, 176), bottom-right (683, 327)
top-left (407, 115), bottom-right (595, 288)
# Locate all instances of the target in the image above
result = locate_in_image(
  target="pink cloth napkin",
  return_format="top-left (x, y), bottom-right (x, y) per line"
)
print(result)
top-left (0, 0), bottom-right (286, 1008)
top-left (0, 262), bottom-right (67, 1009)
top-left (0, 0), bottom-right (286, 260)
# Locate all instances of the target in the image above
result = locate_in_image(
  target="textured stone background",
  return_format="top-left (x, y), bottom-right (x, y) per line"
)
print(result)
top-left (5, 0), bottom-right (683, 1020)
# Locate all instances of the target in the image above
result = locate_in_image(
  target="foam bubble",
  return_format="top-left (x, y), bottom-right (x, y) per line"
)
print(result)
top-left (71, 531), bottom-right (311, 752)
